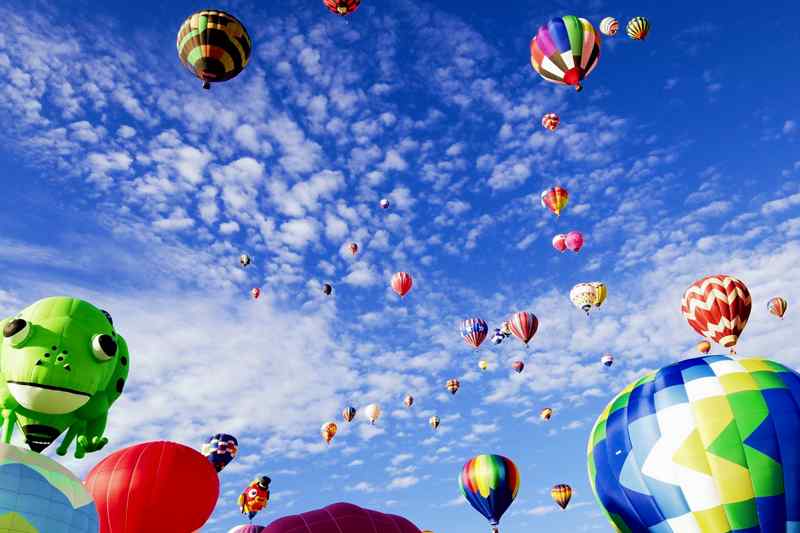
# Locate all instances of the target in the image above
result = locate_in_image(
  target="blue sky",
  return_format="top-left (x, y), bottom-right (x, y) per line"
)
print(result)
top-left (1, 0), bottom-right (799, 531)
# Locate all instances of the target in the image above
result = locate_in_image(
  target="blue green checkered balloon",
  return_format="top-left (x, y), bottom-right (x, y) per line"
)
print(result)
top-left (587, 355), bottom-right (800, 532)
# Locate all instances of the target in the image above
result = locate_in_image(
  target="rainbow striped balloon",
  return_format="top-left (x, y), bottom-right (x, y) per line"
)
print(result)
top-left (459, 454), bottom-right (520, 528)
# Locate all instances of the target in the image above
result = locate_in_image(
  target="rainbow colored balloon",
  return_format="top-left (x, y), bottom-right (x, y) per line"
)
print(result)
top-left (530, 16), bottom-right (601, 92)
top-left (459, 454), bottom-right (520, 531)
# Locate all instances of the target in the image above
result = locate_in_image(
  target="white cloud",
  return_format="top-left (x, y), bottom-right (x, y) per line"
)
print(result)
top-left (387, 476), bottom-right (419, 489)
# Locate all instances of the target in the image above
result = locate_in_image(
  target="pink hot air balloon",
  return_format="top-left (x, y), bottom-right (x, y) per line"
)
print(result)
top-left (552, 234), bottom-right (567, 253)
top-left (391, 272), bottom-right (413, 297)
top-left (251, 288), bottom-right (261, 300)
top-left (508, 311), bottom-right (539, 346)
top-left (263, 502), bottom-right (422, 533)
top-left (565, 231), bottom-right (584, 252)
top-left (228, 527), bottom-right (265, 533)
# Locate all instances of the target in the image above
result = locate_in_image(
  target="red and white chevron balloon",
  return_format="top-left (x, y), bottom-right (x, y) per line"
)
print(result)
top-left (681, 274), bottom-right (752, 351)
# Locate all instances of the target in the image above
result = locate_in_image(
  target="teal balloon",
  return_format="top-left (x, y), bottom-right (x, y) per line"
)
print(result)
top-left (0, 443), bottom-right (99, 532)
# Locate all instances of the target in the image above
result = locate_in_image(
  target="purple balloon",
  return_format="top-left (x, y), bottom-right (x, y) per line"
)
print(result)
top-left (263, 502), bottom-right (421, 533)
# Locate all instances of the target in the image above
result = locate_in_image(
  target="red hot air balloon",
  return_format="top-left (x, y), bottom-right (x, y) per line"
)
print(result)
top-left (565, 231), bottom-right (584, 252)
top-left (552, 234), bottom-right (567, 253)
top-left (542, 113), bottom-right (560, 131)
top-left (85, 441), bottom-right (219, 533)
top-left (349, 243), bottom-right (359, 255)
top-left (263, 502), bottom-right (422, 533)
top-left (251, 287), bottom-right (261, 299)
top-left (391, 272), bottom-right (413, 297)
top-left (681, 275), bottom-right (752, 354)
top-left (512, 361), bottom-right (525, 373)
top-left (508, 312), bottom-right (539, 346)
top-left (323, 0), bottom-right (361, 17)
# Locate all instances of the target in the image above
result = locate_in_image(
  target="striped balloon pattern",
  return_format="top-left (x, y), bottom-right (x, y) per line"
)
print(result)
top-left (681, 275), bottom-right (752, 350)
top-left (541, 186), bottom-right (569, 216)
top-left (588, 355), bottom-right (800, 532)
top-left (460, 318), bottom-right (489, 349)
top-left (530, 16), bottom-right (601, 92)
top-left (459, 454), bottom-right (520, 527)
top-left (551, 484), bottom-right (573, 509)
top-left (599, 17), bottom-right (619, 36)
top-left (509, 311), bottom-right (539, 345)
top-left (177, 10), bottom-right (252, 89)
top-left (542, 113), bottom-right (560, 131)
top-left (626, 16), bottom-right (651, 40)
top-left (768, 297), bottom-right (788, 319)
top-left (391, 272), bottom-right (413, 297)
top-left (323, 0), bottom-right (361, 16)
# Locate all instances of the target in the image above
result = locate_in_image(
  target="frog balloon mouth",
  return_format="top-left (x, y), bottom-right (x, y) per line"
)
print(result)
top-left (6, 381), bottom-right (91, 415)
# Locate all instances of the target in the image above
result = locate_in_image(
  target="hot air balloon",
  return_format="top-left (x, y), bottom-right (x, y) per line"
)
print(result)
top-left (681, 274), bottom-right (751, 354)
top-left (239, 476), bottom-right (271, 520)
top-left (530, 16), bottom-right (601, 92)
top-left (491, 329), bottom-right (504, 345)
top-left (626, 16), bottom-right (650, 40)
top-left (541, 186), bottom-right (569, 216)
top-left (391, 272), bottom-right (413, 297)
top-left (342, 406), bottom-right (356, 423)
top-left (542, 113), bottom-right (560, 131)
top-left (512, 360), bottom-right (525, 373)
top-left (461, 317), bottom-right (489, 349)
top-left (240, 254), bottom-right (252, 267)
top-left (592, 282), bottom-right (607, 307)
top-left (500, 321), bottom-right (512, 337)
top-left (508, 311), bottom-right (539, 346)
top-left (600, 353), bottom-right (614, 367)
top-left (321, 422), bottom-right (337, 445)
top-left (251, 287), bottom-right (260, 300)
top-left (429, 416), bottom-right (440, 430)
top-left (229, 526), bottom-right (265, 533)
top-left (323, 0), bottom-right (361, 17)
top-left (201, 433), bottom-right (239, 473)
top-left (479, 360), bottom-right (489, 371)
top-left (565, 231), bottom-right (584, 252)
top-left (446, 379), bottom-right (460, 395)
top-left (768, 297), bottom-right (788, 319)
top-left (539, 407), bottom-right (553, 421)
top-left (696, 339), bottom-right (712, 354)
top-left (85, 441), bottom-right (219, 533)
top-left (588, 354), bottom-right (800, 532)
top-left (323, 283), bottom-right (333, 296)
top-left (349, 243), bottom-right (359, 255)
top-left (364, 403), bottom-right (381, 425)
top-left (380, 198), bottom-right (390, 209)
top-left (0, 444), bottom-right (99, 533)
top-left (552, 234), bottom-right (567, 252)
top-left (177, 10), bottom-right (252, 89)
top-left (600, 17), bottom-right (619, 36)
top-left (262, 503), bottom-right (422, 533)
top-left (403, 395), bottom-right (414, 408)
top-left (551, 484), bottom-right (572, 509)
top-left (570, 283), bottom-right (596, 314)
top-left (459, 454), bottom-right (520, 532)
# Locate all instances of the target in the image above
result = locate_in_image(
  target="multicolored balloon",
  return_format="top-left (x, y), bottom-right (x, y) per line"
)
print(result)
top-left (446, 379), bottom-right (460, 395)
top-left (404, 394), bottom-right (414, 407)
top-left (323, 0), bottom-right (361, 17)
top-left (459, 454), bottom-right (520, 531)
top-left (429, 416), bottom-right (440, 430)
top-left (541, 186), bottom-right (569, 216)
top-left (697, 340), bottom-right (712, 354)
top-left (542, 113), bottom-right (560, 131)
top-left (508, 312), bottom-right (539, 346)
top-left (539, 407), bottom-right (553, 421)
top-left (601, 353), bottom-right (614, 367)
top-left (321, 422), bottom-right (337, 445)
top-left (342, 406), bottom-right (356, 423)
top-left (239, 477), bottom-right (271, 520)
top-left (552, 234), bottom-right (567, 252)
top-left (201, 433), bottom-right (239, 473)
top-left (599, 17), bottom-right (619, 36)
top-left (626, 16), bottom-right (650, 40)
top-left (768, 297), bottom-right (788, 319)
top-left (177, 10), bottom-right (252, 90)
top-left (461, 318), bottom-right (489, 349)
top-left (530, 16), bottom-right (601, 92)
top-left (570, 283), bottom-right (605, 314)
top-left (364, 403), bottom-right (381, 424)
top-left (551, 484), bottom-right (573, 509)
top-left (391, 272), bottom-right (413, 297)
top-left (565, 231), bottom-right (584, 252)
top-left (588, 355), bottom-right (800, 532)
top-left (512, 360), bottom-right (525, 373)
top-left (681, 275), bottom-right (751, 353)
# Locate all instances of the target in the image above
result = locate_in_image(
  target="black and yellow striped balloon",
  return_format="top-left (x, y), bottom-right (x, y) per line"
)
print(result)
top-left (626, 16), bottom-right (650, 40)
top-left (176, 10), bottom-right (252, 89)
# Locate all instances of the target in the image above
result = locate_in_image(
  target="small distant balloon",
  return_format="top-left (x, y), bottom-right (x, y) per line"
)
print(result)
top-left (201, 433), bottom-right (239, 473)
top-left (601, 354), bottom-right (614, 367)
top-left (565, 231), bottom-right (584, 252)
top-left (342, 406), bottom-right (356, 423)
top-left (364, 403), bottom-right (381, 424)
top-left (380, 198), bottom-right (390, 209)
top-left (600, 17), bottom-right (618, 36)
top-left (479, 360), bottom-right (489, 371)
top-left (626, 16), bottom-right (650, 40)
top-left (508, 312), bottom-right (539, 346)
top-left (323, 0), bottom-right (361, 17)
top-left (491, 329), bottom-right (504, 345)
top-left (551, 484), bottom-right (572, 509)
top-left (540, 407), bottom-right (553, 421)
top-left (461, 317), bottom-right (489, 349)
top-left (512, 360), bottom-right (524, 373)
top-left (251, 287), bottom-right (261, 300)
top-left (323, 283), bottom-right (333, 296)
top-left (240, 254), bottom-right (252, 267)
top-left (391, 272), bottom-right (413, 297)
top-left (696, 340), bottom-right (711, 354)
top-left (541, 186), bottom-right (569, 216)
top-left (768, 297), bottom-right (788, 319)
top-left (404, 395), bottom-right (414, 408)
top-left (552, 234), bottom-right (567, 253)
top-left (542, 113), bottom-right (560, 131)
top-left (429, 416), bottom-right (440, 430)
top-left (321, 422), bottom-right (337, 445)
top-left (446, 379), bottom-right (460, 395)
top-left (349, 243), bottom-right (359, 255)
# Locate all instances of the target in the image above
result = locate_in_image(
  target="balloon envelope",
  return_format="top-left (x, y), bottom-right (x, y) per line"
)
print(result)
top-left (177, 10), bottom-right (251, 89)
top-left (681, 275), bottom-right (751, 350)
top-left (263, 502), bottom-right (421, 532)
top-left (200, 433), bottom-right (239, 472)
top-left (588, 355), bottom-right (800, 532)
top-left (229, 527), bottom-right (265, 533)
top-left (530, 16), bottom-right (601, 91)
top-left (0, 443), bottom-right (99, 533)
top-left (459, 454), bottom-right (520, 527)
top-left (85, 441), bottom-right (219, 533)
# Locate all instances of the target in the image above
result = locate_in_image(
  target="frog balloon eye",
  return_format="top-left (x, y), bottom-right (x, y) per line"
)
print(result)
top-left (3, 318), bottom-right (31, 346)
top-left (91, 334), bottom-right (118, 361)
top-left (249, 489), bottom-right (258, 498)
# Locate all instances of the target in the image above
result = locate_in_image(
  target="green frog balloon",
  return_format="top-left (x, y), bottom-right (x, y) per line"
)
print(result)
top-left (0, 296), bottom-right (130, 458)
